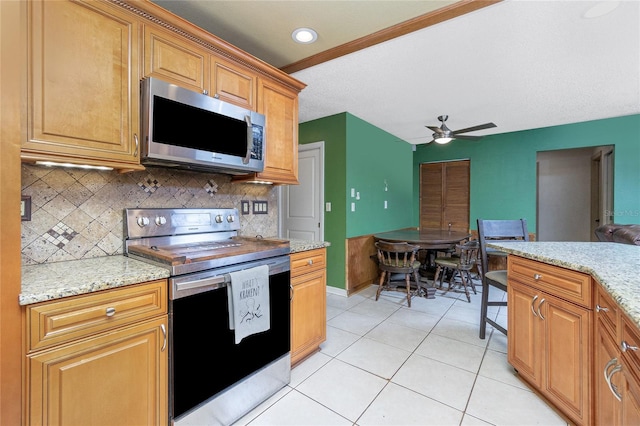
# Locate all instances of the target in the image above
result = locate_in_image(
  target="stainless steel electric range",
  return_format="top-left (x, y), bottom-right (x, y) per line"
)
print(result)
top-left (124, 208), bottom-right (291, 425)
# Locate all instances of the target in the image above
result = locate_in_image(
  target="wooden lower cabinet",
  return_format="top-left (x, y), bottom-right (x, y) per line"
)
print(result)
top-left (290, 248), bottom-right (327, 365)
top-left (595, 284), bottom-right (640, 425)
top-left (508, 257), bottom-right (592, 425)
top-left (25, 281), bottom-right (168, 425)
top-left (28, 317), bottom-right (168, 425)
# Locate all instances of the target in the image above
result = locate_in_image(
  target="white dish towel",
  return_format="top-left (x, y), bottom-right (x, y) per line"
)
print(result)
top-left (227, 265), bottom-right (270, 344)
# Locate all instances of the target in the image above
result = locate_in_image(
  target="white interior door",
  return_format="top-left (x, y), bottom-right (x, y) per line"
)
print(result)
top-left (279, 142), bottom-right (324, 241)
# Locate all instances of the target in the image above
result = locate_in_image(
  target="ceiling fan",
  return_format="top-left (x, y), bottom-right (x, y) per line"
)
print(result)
top-left (426, 115), bottom-right (497, 144)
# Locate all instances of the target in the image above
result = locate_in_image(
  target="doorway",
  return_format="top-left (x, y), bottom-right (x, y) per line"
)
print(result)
top-left (536, 146), bottom-right (614, 242)
top-left (279, 142), bottom-right (324, 241)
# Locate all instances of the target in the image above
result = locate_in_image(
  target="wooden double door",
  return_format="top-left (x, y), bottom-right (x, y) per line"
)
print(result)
top-left (420, 160), bottom-right (470, 232)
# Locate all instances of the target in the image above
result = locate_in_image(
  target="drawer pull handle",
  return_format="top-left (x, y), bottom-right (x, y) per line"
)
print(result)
top-left (530, 295), bottom-right (539, 317)
top-left (596, 305), bottom-right (610, 313)
top-left (621, 341), bottom-right (639, 352)
top-left (537, 298), bottom-right (546, 320)
top-left (105, 307), bottom-right (116, 317)
top-left (160, 324), bottom-right (167, 352)
top-left (607, 363), bottom-right (623, 401)
top-left (290, 284), bottom-right (294, 302)
top-left (308, 260), bottom-right (313, 266)
top-left (533, 273), bottom-right (542, 280)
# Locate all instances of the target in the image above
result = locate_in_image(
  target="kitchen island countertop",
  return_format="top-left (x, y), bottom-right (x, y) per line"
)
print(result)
top-left (487, 241), bottom-right (640, 328)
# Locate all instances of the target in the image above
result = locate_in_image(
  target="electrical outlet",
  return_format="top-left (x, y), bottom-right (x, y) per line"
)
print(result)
top-left (21, 196), bottom-right (31, 221)
top-left (351, 202), bottom-right (356, 212)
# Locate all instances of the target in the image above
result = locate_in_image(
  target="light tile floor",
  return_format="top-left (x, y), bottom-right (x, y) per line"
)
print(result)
top-left (234, 281), bottom-right (569, 426)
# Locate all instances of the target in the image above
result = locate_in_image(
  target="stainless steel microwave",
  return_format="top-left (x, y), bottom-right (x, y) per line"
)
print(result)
top-left (140, 77), bottom-right (265, 174)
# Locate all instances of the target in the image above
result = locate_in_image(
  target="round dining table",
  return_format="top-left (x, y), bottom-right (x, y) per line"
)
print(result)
top-left (373, 228), bottom-right (471, 250)
top-left (373, 228), bottom-right (471, 299)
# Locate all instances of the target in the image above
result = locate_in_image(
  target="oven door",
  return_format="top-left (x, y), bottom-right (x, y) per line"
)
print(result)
top-left (169, 256), bottom-right (290, 423)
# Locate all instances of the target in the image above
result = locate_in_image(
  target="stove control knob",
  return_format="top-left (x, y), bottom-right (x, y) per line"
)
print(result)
top-left (137, 216), bottom-right (150, 227)
top-left (227, 215), bottom-right (235, 223)
top-left (215, 215), bottom-right (223, 223)
top-left (155, 216), bottom-right (167, 226)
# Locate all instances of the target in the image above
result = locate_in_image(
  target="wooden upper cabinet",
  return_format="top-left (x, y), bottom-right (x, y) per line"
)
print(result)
top-left (420, 160), bottom-right (470, 231)
top-left (211, 56), bottom-right (257, 110)
top-left (234, 78), bottom-right (299, 185)
top-left (143, 24), bottom-right (209, 94)
top-left (23, 0), bottom-right (143, 171)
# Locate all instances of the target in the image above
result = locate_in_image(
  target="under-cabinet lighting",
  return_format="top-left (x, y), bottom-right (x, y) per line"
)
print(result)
top-left (35, 161), bottom-right (113, 171)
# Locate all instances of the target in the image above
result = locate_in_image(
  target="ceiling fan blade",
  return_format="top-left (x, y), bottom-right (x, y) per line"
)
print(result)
top-left (452, 122), bottom-right (497, 135)
top-left (426, 125), bottom-right (443, 134)
top-left (452, 134), bottom-right (482, 141)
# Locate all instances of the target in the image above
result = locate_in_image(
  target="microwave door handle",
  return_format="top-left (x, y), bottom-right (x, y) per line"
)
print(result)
top-left (244, 115), bottom-right (252, 164)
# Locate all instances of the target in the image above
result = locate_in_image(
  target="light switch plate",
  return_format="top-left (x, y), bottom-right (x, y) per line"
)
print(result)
top-left (253, 200), bottom-right (268, 214)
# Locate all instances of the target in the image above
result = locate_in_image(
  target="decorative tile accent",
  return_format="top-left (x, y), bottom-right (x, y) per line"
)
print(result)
top-left (138, 175), bottom-right (161, 193)
top-left (44, 222), bottom-right (78, 248)
top-left (205, 179), bottom-right (218, 196)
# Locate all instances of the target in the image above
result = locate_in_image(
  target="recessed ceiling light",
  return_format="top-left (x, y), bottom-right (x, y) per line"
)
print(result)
top-left (292, 28), bottom-right (318, 44)
top-left (583, 1), bottom-right (620, 18)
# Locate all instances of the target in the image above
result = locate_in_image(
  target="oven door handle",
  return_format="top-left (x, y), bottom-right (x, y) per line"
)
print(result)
top-left (175, 275), bottom-right (228, 292)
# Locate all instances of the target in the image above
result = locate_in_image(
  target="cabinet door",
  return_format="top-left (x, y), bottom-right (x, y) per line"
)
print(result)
top-left (28, 317), bottom-right (168, 426)
top-left (24, 0), bottom-right (142, 170)
top-left (211, 57), bottom-right (256, 110)
top-left (542, 293), bottom-right (592, 425)
top-left (621, 372), bottom-right (640, 425)
top-left (508, 280), bottom-right (541, 387)
top-left (143, 24), bottom-right (209, 93)
top-left (595, 319), bottom-right (622, 426)
top-left (291, 268), bottom-right (326, 365)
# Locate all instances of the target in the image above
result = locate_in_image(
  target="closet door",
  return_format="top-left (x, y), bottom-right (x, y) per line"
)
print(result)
top-left (419, 160), bottom-right (470, 232)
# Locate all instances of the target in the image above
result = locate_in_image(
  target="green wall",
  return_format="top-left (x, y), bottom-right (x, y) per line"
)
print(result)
top-left (413, 114), bottom-right (640, 232)
top-left (345, 114), bottom-right (414, 236)
top-left (299, 113), bottom-right (414, 290)
top-left (299, 113), bottom-right (639, 290)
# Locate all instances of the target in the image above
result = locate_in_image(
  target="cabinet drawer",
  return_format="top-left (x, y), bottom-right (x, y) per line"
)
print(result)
top-left (596, 285), bottom-right (618, 337)
top-left (621, 314), bottom-right (640, 383)
top-left (290, 249), bottom-right (326, 278)
top-left (508, 256), bottom-right (592, 308)
top-left (27, 280), bottom-right (167, 352)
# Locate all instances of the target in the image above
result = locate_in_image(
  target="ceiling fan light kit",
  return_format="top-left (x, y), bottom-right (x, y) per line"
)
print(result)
top-left (425, 115), bottom-right (497, 144)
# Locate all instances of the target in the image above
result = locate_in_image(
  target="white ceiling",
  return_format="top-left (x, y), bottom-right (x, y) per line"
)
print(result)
top-left (153, 0), bottom-right (640, 145)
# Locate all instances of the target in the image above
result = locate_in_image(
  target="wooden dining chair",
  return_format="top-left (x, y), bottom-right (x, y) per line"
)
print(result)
top-left (375, 240), bottom-right (421, 307)
top-left (477, 218), bottom-right (529, 339)
top-left (433, 240), bottom-right (479, 302)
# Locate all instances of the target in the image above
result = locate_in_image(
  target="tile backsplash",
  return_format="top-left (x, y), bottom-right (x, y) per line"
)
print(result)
top-left (21, 164), bottom-right (278, 266)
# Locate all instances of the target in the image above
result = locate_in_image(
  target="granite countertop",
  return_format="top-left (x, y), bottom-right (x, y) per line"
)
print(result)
top-left (21, 256), bottom-right (170, 306)
top-left (21, 240), bottom-right (330, 306)
top-left (288, 239), bottom-right (330, 253)
top-left (487, 241), bottom-right (640, 328)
